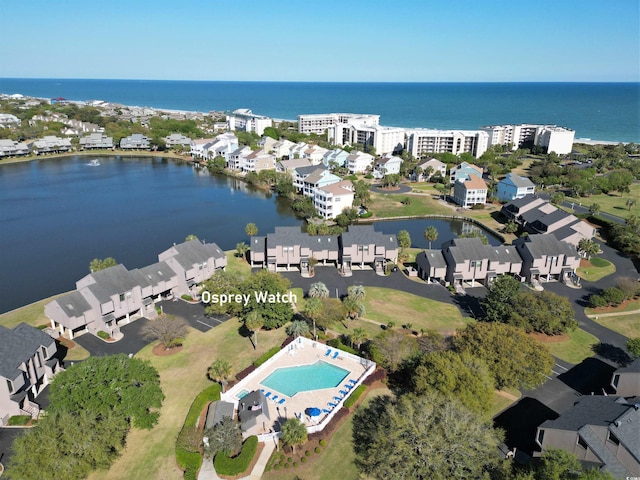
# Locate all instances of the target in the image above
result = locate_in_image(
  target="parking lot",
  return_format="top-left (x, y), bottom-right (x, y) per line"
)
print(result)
top-left (157, 299), bottom-right (231, 332)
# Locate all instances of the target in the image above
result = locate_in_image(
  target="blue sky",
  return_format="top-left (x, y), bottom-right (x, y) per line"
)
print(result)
top-left (1, 0), bottom-right (638, 82)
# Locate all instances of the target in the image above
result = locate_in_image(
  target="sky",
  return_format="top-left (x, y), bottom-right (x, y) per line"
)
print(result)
top-left (1, 0), bottom-right (638, 82)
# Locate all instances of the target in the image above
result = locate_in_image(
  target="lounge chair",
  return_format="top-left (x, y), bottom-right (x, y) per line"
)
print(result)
top-left (325, 348), bottom-right (332, 357)
top-left (271, 395), bottom-right (279, 402)
top-left (264, 391), bottom-right (271, 398)
top-left (328, 402), bottom-right (337, 407)
top-left (345, 384), bottom-right (353, 390)
top-left (339, 390), bottom-right (348, 395)
top-left (333, 396), bottom-right (342, 402)
top-left (332, 351), bottom-right (339, 359)
top-left (323, 409), bottom-right (332, 414)
top-left (278, 398), bottom-right (286, 404)
top-left (348, 379), bottom-right (357, 385)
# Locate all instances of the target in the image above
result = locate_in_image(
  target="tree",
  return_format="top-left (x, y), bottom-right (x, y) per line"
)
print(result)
top-left (411, 351), bottom-right (494, 415)
top-left (236, 241), bottom-right (249, 259)
top-left (352, 392), bottom-right (502, 480)
top-left (185, 234), bottom-right (198, 241)
top-left (459, 231), bottom-right (489, 244)
top-left (626, 198), bottom-right (637, 211)
top-left (509, 291), bottom-right (577, 335)
top-left (347, 284), bottom-right (366, 301)
top-left (302, 296), bottom-right (323, 338)
top-left (350, 327), bottom-right (367, 349)
top-left (577, 238), bottom-right (599, 259)
top-left (453, 323), bottom-right (554, 390)
top-left (142, 314), bottom-right (188, 349)
top-left (373, 331), bottom-right (417, 372)
top-left (342, 295), bottom-right (363, 326)
top-left (200, 270), bottom-right (244, 316)
top-left (48, 354), bottom-right (164, 429)
top-left (204, 417), bottom-right (242, 457)
top-left (550, 192), bottom-right (565, 206)
top-left (626, 338), bottom-right (640, 359)
top-left (244, 311), bottom-right (264, 349)
top-left (353, 179), bottom-right (371, 207)
top-left (536, 448), bottom-right (583, 480)
top-left (308, 281), bottom-right (330, 298)
top-left (245, 223), bottom-right (258, 237)
top-left (397, 229), bottom-right (411, 256)
top-left (286, 320), bottom-right (310, 338)
top-left (208, 359), bottom-right (232, 393)
top-left (589, 203), bottom-right (601, 216)
top-left (424, 226), bottom-right (438, 249)
top-left (89, 257), bottom-right (117, 272)
top-left (5, 409), bottom-right (128, 480)
top-left (315, 298), bottom-right (344, 331)
top-left (240, 270), bottom-right (293, 329)
top-left (482, 275), bottom-right (523, 323)
top-left (504, 220), bottom-right (519, 234)
top-left (280, 417), bottom-right (307, 454)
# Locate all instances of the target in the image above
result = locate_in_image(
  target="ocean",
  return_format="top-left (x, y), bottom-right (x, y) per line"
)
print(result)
top-left (0, 79), bottom-right (638, 142)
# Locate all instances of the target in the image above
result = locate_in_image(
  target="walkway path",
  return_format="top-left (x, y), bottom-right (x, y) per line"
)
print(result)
top-left (197, 439), bottom-right (276, 480)
top-left (585, 309), bottom-right (640, 319)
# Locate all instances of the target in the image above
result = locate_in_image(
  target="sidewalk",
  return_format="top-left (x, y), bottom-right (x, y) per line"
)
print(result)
top-left (197, 439), bottom-right (277, 480)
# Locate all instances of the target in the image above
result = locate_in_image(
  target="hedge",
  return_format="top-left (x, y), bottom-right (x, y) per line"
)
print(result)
top-left (343, 384), bottom-right (366, 409)
top-left (253, 346), bottom-right (280, 367)
top-left (326, 338), bottom-right (358, 356)
top-left (97, 330), bottom-right (109, 340)
top-left (213, 436), bottom-right (258, 476)
top-left (7, 415), bottom-right (31, 426)
top-left (175, 384), bottom-right (221, 478)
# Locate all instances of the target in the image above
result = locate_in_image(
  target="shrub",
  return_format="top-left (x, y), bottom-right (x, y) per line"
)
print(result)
top-left (253, 346), bottom-right (281, 367)
top-left (287, 457), bottom-right (293, 463)
top-left (181, 294), bottom-right (193, 301)
top-left (235, 364), bottom-right (257, 381)
top-left (7, 415), bottom-right (31, 426)
top-left (326, 338), bottom-right (358, 355)
top-left (343, 384), bottom-right (366, 409)
top-left (97, 330), bottom-right (109, 340)
top-left (301, 456), bottom-right (308, 463)
top-left (314, 447), bottom-right (322, 454)
top-left (401, 196), bottom-right (412, 205)
top-left (37, 324), bottom-right (48, 330)
top-left (319, 439), bottom-right (327, 447)
top-left (214, 436), bottom-right (258, 476)
top-left (293, 462), bottom-right (299, 467)
top-left (284, 463), bottom-right (291, 469)
top-left (602, 287), bottom-right (626, 306)
top-left (305, 450), bottom-right (311, 456)
top-left (359, 211), bottom-right (373, 218)
top-left (274, 464), bottom-right (281, 470)
top-left (176, 450), bottom-right (202, 480)
top-left (589, 294), bottom-right (608, 309)
top-left (471, 203), bottom-right (485, 210)
top-left (365, 173), bottom-right (374, 179)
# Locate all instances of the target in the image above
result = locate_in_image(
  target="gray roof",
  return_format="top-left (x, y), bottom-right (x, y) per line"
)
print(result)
top-left (444, 237), bottom-right (488, 263)
top-left (502, 194), bottom-right (541, 214)
top-left (86, 264), bottom-right (140, 303)
top-left (416, 249), bottom-right (447, 268)
top-left (540, 396), bottom-right (632, 431)
top-left (135, 261), bottom-right (177, 288)
top-left (267, 227), bottom-right (338, 251)
top-left (294, 165), bottom-right (327, 177)
top-left (515, 234), bottom-right (577, 259)
top-left (238, 390), bottom-right (270, 431)
top-left (340, 225), bottom-right (398, 249)
top-left (53, 291), bottom-right (92, 317)
top-left (616, 358), bottom-right (640, 374)
top-left (488, 245), bottom-right (522, 264)
top-left (204, 400), bottom-right (235, 430)
top-left (0, 323), bottom-right (54, 379)
top-left (529, 209), bottom-right (573, 231)
top-left (500, 173), bottom-right (535, 189)
top-left (168, 239), bottom-right (225, 270)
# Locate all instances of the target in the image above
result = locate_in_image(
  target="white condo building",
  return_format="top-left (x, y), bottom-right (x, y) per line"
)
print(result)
top-left (406, 129), bottom-right (489, 159)
top-left (481, 124), bottom-right (575, 154)
top-left (227, 109), bottom-right (272, 136)
top-left (297, 113), bottom-right (380, 135)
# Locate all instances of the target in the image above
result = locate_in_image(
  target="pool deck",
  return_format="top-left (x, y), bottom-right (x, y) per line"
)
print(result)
top-left (222, 337), bottom-right (374, 438)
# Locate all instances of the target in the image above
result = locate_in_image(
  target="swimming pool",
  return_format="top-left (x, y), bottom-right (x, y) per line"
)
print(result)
top-left (261, 361), bottom-right (350, 397)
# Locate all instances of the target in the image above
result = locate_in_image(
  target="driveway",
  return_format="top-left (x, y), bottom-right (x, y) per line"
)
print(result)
top-left (74, 318), bottom-right (151, 357)
top-left (370, 183), bottom-right (412, 194)
top-left (158, 299), bottom-right (231, 333)
top-left (0, 427), bottom-right (23, 468)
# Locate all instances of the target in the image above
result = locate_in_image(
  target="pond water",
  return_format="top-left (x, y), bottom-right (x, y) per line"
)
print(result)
top-left (0, 156), bottom-right (500, 313)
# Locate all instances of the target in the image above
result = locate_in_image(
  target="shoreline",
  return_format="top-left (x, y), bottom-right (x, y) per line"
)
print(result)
top-left (0, 149), bottom-right (192, 166)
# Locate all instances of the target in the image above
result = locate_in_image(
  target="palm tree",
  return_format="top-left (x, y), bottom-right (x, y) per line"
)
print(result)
top-left (303, 297), bottom-right (323, 339)
top-left (245, 223), bottom-right (258, 237)
top-left (308, 282), bottom-right (329, 298)
top-left (236, 242), bottom-right (249, 259)
top-left (626, 198), bottom-right (637, 211)
top-left (342, 296), bottom-right (361, 327)
top-left (577, 238), bottom-right (599, 260)
top-left (280, 417), bottom-right (307, 454)
top-left (286, 320), bottom-right (310, 338)
top-left (347, 285), bottom-right (366, 302)
top-left (244, 311), bottom-right (264, 349)
top-left (208, 359), bottom-right (232, 393)
top-left (589, 203), bottom-right (601, 216)
top-left (350, 327), bottom-right (367, 349)
top-left (423, 226), bottom-right (438, 249)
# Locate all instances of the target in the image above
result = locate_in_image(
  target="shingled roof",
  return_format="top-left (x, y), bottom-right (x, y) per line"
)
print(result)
top-left (0, 323), bottom-right (54, 379)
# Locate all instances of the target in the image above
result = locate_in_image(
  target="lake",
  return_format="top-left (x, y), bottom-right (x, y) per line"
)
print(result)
top-left (0, 156), bottom-right (500, 313)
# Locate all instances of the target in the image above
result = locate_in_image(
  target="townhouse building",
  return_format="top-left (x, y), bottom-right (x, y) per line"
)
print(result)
top-left (289, 142), bottom-right (309, 160)
top-left (241, 149), bottom-right (275, 173)
top-left (0, 323), bottom-right (62, 426)
top-left (303, 145), bottom-right (329, 165)
top-left (30, 135), bottom-right (72, 154)
top-left (313, 180), bottom-right (355, 220)
top-left (449, 161), bottom-right (484, 183)
top-left (322, 148), bottom-right (350, 168)
top-left (339, 225), bottom-right (398, 275)
top-left (0, 139), bottom-right (30, 157)
top-left (79, 132), bottom-right (114, 149)
top-left (276, 158), bottom-right (312, 174)
top-left (372, 154), bottom-right (402, 179)
top-left (0, 113), bottom-right (21, 128)
top-left (228, 146), bottom-right (253, 170)
top-left (514, 234), bottom-right (580, 285)
top-left (453, 174), bottom-right (488, 208)
top-left (346, 151), bottom-right (374, 174)
top-left (413, 158), bottom-right (447, 182)
top-left (270, 139), bottom-right (295, 159)
top-left (611, 358), bottom-right (640, 397)
top-left (120, 134), bottom-right (151, 150)
top-left (415, 249), bottom-right (448, 284)
top-left (164, 133), bottom-right (192, 148)
top-left (292, 165), bottom-right (341, 197)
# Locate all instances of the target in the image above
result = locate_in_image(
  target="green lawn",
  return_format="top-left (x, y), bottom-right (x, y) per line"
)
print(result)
top-left (540, 328), bottom-right (599, 365)
top-left (225, 250), bottom-right (252, 278)
top-left (361, 287), bottom-right (471, 336)
top-left (263, 387), bottom-right (392, 480)
top-left (368, 192), bottom-right (452, 218)
top-left (586, 299), bottom-right (640, 316)
top-left (491, 388), bottom-right (522, 417)
top-left (88, 319), bottom-right (287, 480)
top-left (576, 257), bottom-right (616, 282)
top-left (566, 182), bottom-right (640, 218)
top-left (591, 310), bottom-right (640, 339)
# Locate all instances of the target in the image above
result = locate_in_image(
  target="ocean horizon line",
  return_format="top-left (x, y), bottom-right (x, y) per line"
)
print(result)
top-left (1, 77), bottom-right (638, 85)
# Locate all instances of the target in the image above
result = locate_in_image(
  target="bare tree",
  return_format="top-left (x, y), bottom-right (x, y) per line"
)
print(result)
top-left (142, 314), bottom-right (188, 349)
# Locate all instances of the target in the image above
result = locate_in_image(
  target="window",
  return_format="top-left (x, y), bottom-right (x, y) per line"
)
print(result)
top-left (577, 435), bottom-right (588, 450)
top-left (6, 379), bottom-right (13, 394)
top-left (119, 293), bottom-right (125, 301)
top-left (607, 431), bottom-right (620, 446)
top-left (41, 346), bottom-right (48, 359)
top-left (358, 245), bottom-right (369, 252)
top-left (470, 260), bottom-right (483, 268)
top-left (612, 374), bottom-right (620, 388)
top-left (536, 429), bottom-right (545, 446)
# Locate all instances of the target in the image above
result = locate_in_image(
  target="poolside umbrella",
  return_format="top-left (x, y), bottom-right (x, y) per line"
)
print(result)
top-left (307, 407), bottom-right (321, 417)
